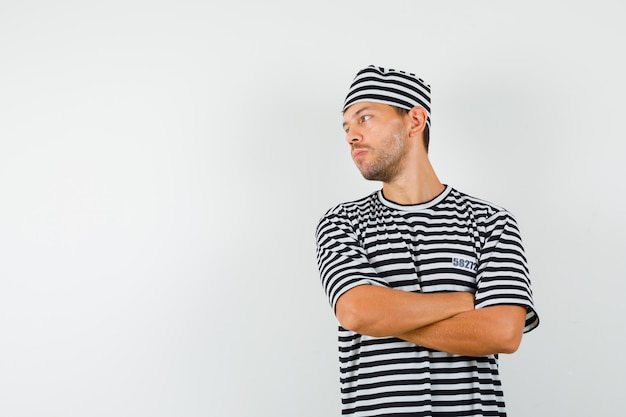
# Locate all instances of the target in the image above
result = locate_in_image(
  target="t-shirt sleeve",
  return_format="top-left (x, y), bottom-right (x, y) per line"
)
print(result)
top-left (475, 210), bottom-right (539, 333)
top-left (315, 207), bottom-right (388, 311)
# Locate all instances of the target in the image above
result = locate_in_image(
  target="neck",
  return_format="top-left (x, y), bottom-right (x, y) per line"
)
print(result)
top-left (381, 154), bottom-right (444, 205)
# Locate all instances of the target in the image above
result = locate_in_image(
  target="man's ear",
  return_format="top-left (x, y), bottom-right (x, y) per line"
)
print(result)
top-left (407, 106), bottom-right (428, 137)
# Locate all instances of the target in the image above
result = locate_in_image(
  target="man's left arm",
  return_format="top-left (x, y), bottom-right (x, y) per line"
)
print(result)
top-left (395, 304), bottom-right (528, 356)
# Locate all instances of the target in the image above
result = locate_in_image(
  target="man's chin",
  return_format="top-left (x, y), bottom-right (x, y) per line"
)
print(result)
top-left (359, 171), bottom-right (382, 182)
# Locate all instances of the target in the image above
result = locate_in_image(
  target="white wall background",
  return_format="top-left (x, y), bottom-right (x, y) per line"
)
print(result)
top-left (1, 1), bottom-right (624, 416)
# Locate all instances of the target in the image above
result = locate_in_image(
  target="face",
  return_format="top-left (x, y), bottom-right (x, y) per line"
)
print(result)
top-left (342, 102), bottom-right (409, 182)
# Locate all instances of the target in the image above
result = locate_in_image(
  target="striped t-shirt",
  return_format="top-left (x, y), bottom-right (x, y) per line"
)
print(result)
top-left (315, 185), bottom-right (539, 417)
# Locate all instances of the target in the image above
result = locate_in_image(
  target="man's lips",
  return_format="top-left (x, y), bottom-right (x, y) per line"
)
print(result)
top-left (352, 148), bottom-right (368, 159)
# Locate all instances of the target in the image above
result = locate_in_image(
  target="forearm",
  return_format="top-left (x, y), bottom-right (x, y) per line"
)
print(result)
top-left (335, 284), bottom-right (474, 337)
top-left (396, 305), bottom-right (527, 356)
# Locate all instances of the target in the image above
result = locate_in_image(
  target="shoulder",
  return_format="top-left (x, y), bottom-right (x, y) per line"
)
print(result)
top-left (445, 187), bottom-right (514, 219)
top-left (315, 192), bottom-right (379, 238)
top-left (318, 192), bottom-right (378, 222)
top-left (446, 188), bottom-right (526, 245)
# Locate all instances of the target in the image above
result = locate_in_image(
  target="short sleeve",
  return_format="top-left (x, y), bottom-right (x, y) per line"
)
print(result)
top-left (475, 211), bottom-right (539, 333)
top-left (315, 207), bottom-right (388, 311)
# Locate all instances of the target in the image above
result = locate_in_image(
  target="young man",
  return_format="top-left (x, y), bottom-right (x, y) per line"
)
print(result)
top-left (315, 65), bottom-right (539, 416)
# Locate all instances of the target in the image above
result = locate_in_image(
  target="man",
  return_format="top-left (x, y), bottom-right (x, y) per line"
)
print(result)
top-left (315, 65), bottom-right (539, 417)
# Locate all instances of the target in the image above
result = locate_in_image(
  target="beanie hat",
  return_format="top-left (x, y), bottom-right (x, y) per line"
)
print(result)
top-left (343, 65), bottom-right (431, 128)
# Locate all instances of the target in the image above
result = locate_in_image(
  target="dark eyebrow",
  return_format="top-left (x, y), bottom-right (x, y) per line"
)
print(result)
top-left (342, 106), bottom-right (372, 130)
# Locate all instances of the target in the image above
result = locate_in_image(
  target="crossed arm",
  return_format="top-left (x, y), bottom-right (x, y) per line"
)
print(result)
top-left (335, 284), bottom-right (527, 357)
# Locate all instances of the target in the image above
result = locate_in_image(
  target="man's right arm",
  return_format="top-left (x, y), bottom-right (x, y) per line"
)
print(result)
top-left (335, 284), bottom-right (474, 337)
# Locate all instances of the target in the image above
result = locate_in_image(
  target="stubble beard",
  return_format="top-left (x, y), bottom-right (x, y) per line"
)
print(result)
top-left (357, 132), bottom-right (406, 182)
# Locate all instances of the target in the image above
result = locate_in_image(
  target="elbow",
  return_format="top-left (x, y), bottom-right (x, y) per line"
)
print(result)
top-left (335, 295), bottom-right (376, 334)
top-left (336, 301), bottom-right (365, 333)
top-left (498, 327), bottom-right (523, 354)
top-left (334, 284), bottom-right (392, 336)
top-left (473, 329), bottom-right (521, 356)
top-left (499, 340), bottom-right (521, 354)
top-left (490, 305), bottom-right (526, 354)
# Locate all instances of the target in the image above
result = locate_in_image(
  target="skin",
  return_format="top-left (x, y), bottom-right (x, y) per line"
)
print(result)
top-left (336, 101), bottom-right (527, 357)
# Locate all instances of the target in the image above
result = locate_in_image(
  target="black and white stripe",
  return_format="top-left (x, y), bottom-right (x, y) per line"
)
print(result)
top-left (315, 186), bottom-right (539, 416)
top-left (343, 65), bottom-right (432, 128)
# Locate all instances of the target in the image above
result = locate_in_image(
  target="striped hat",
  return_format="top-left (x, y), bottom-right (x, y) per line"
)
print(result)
top-left (343, 65), bottom-right (431, 127)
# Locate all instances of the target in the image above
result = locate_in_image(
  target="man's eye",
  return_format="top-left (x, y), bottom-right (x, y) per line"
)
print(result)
top-left (359, 115), bottom-right (371, 123)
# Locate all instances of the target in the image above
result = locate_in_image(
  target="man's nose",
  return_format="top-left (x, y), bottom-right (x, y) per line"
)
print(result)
top-left (345, 126), bottom-right (363, 144)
